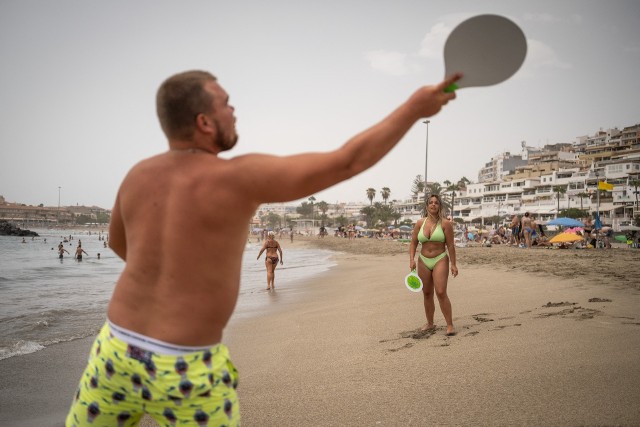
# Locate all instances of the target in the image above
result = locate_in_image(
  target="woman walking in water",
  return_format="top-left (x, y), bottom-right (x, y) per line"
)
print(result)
top-left (257, 231), bottom-right (283, 290)
top-left (409, 194), bottom-right (458, 335)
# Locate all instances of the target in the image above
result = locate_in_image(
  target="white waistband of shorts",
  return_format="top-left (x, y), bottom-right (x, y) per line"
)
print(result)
top-left (107, 319), bottom-right (216, 356)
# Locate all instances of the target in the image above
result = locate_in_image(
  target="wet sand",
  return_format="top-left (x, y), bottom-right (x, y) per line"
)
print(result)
top-left (1, 236), bottom-right (639, 426)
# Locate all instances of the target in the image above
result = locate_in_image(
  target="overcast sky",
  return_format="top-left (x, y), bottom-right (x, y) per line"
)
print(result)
top-left (1, 0), bottom-right (639, 209)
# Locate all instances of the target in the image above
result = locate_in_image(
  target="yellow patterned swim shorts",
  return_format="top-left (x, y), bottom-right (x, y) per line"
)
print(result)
top-left (66, 322), bottom-right (240, 426)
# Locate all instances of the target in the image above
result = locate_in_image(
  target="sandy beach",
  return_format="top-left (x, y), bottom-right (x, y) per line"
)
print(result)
top-left (1, 236), bottom-right (639, 426)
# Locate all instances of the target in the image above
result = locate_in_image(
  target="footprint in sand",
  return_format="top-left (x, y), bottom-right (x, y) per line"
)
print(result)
top-left (490, 324), bottom-right (522, 331)
top-left (537, 304), bottom-right (601, 320)
top-left (396, 328), bottom-right (438, 340)
top-left (588, 297), bottom-right (612, 303)
top-left (472, 314), bottom-right (494, 323)
top-left (543, 301), bottom-right (576, 308)
top-left (388, 342), bottom-right (414, 352)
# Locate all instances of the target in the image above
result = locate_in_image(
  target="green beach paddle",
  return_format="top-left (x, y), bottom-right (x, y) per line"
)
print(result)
top-left (404, 269), bottom-right (423, 292)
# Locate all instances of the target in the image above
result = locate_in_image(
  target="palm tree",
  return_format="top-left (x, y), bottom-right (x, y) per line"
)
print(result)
top-left (380, 187), bottom-right (391, 204)
top-left (445, 179), bottom-right (465, 218)
top-left (426, 182), bottom-right (444, 196)
top-left (410, 175), bottom-right (424, 200)
top-left (359, 205), bottom-right (376, 228)
top-left (308, 196), bottom-right (316, 227)
top-left (576, 191), bottom-right (590, 211)
top-left (366, 188), bottom-right (376, 205)
top-left (553, 185), bottom-right (566, 218)
top-left (316, 201), bottom-right (329, 225)
top-left (631, 179), bottom-right (640, 211)
top-left (425, 182), bottom-right (451, 214)
top-left (316, 201), bottom-right (328, 216)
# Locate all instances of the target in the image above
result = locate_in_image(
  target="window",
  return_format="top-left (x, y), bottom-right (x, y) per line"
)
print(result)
top-left (608, 164), bottom-right (623, 173)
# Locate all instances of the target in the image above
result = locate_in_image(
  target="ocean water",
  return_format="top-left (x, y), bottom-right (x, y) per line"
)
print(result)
top-left (0, 229), bottom-right (335, 360)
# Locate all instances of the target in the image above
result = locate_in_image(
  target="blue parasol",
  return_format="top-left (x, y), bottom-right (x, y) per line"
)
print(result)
top-left (546, 217), bottom-right (584, 227)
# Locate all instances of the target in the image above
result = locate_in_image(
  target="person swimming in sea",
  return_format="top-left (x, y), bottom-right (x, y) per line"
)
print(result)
top-left (75, 244), bottom-right (88, 261)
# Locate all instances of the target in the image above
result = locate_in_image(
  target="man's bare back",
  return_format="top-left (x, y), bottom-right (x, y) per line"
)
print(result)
top-left (107, 152), bottom-right (260, 345)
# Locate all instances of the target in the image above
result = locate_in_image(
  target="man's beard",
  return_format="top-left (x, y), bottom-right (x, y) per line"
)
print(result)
top-left (214, 118), bottom-right (238, 152)
top-left (216, 130), bottom-right (238, 152)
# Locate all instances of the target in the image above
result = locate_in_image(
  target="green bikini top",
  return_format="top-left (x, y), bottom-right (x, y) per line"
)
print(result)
top-left (418, 219), bottom-right (445, 243)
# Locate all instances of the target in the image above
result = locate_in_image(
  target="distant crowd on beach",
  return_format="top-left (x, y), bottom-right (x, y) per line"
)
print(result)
top-left (460, 213), bottom-right (640, 250)
top-left (249, 212), bottom-right (640, 251)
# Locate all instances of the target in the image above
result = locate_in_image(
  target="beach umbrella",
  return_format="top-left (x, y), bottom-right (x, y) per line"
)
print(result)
top-left (546, 217), bottom-right (584, 227)
top-left (564, 227), bottom-right (583, 234)
top-left (549, 232), bottom-right (584, 244)
top-left (399, 225), bottom-right (412, 231)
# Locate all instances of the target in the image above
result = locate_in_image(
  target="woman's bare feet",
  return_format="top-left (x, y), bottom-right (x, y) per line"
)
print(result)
top-left (445, 326), bottom-right (456, 336)
top-left (420, 323), bottom-right (436, 331)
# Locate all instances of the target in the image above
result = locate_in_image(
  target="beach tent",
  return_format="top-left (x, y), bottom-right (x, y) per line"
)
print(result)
top-left (549, 232), bottom-right (583, 244)
top-left (546, 217), bottom-right (584, 227)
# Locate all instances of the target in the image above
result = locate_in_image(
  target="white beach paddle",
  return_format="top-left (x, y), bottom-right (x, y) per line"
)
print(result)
top-left (404, 270), bottom-right (423, 292)
top-left (443, 14), bottom-right (527, 92)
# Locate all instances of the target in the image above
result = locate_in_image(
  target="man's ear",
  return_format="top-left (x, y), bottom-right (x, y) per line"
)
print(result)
top-left (195, 113), bottom-right (215, 134)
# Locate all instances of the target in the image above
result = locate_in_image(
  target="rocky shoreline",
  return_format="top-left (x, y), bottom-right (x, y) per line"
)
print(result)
top-left (0, 220), bottom-right (39, 237)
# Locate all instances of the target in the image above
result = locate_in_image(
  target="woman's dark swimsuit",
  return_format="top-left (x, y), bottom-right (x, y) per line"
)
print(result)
top-left (265, 243), bottom-right (279, 265)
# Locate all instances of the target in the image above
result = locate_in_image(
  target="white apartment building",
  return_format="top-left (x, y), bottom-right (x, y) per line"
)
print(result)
top-left (450, 126), bottom-right (639, 230)
top-left (251, 126), bottom-right (640, 231)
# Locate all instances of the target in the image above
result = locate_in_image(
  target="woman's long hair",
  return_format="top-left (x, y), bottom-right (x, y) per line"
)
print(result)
top-left (424, 194), bottom-right (446, 222)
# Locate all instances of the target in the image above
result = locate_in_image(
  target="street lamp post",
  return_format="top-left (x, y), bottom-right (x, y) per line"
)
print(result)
top-left (57, 186), bottom-right (61, 225)
top-left (308, 196), bottom-right (316, 235)
top-left (423, 120), bottom-right (430, 214)
top-left (594, 169), bottom-right (601, 248)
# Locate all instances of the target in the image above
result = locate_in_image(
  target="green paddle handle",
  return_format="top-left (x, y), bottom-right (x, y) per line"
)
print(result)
top-left (444, 83), bottom-right (459, 93)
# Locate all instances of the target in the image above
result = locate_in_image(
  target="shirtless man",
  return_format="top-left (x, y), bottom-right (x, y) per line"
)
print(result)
top-left (66, 70), bottom-right (460, 426)
top-left (509, 214), bottom-right (520, 246)
top-left (257, 231), bottom-right (283, 290)
top-left (74, 244), bottom-right (88, 261)
top-left (58, 246), bottom-right (70, 259)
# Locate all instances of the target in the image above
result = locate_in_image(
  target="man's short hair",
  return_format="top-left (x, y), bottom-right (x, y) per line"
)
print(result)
top-left (156, 70), bottom-right (217, 140)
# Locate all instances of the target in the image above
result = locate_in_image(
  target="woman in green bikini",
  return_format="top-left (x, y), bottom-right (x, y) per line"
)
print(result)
top-left (409, 194), bottom-right (458, 335)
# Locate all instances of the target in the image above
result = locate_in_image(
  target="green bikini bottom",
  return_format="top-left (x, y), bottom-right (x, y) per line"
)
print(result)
top-left (419, 251), bottom-right (448, 271)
